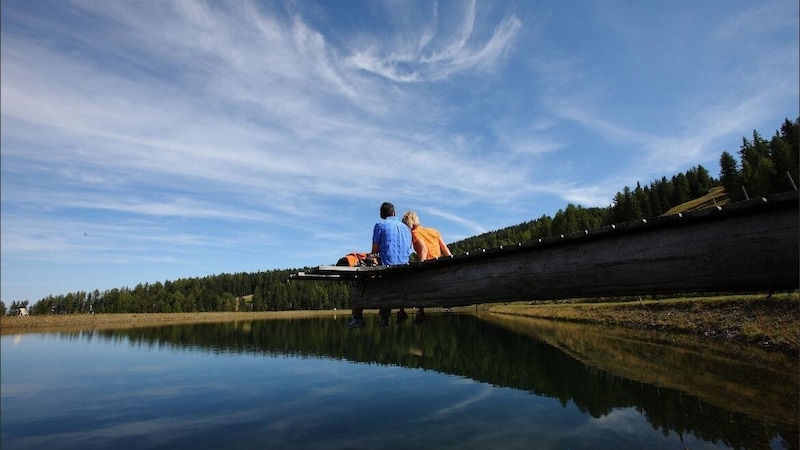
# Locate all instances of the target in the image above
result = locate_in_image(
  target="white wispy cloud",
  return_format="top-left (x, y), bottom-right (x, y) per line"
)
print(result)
top-left (345, 1), bottom-right (521, 82)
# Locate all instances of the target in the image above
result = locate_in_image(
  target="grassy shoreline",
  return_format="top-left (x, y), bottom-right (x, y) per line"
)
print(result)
top-left (2, 294), bottom-right (797, 353)
top-left (478, 293), bottom-right (799, 354)
top-left (0, 310), bottom-right (343, 334)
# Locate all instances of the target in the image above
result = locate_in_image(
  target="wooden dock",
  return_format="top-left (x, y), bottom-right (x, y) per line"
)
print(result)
top-left (292, 191), bottom-right (799, 309)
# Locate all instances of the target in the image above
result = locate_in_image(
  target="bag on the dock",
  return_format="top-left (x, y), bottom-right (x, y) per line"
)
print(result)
top-left (336, 252), bottom-right (380, 267)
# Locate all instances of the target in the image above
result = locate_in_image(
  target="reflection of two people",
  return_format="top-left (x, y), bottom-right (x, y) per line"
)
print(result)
top-left (347, 202), bottom-right (451, 328)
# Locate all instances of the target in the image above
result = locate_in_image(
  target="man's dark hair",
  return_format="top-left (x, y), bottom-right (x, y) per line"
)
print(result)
top-left (379, 202), bottom-right (395, 219)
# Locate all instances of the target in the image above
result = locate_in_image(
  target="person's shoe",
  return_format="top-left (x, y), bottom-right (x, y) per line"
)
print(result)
top-left (413, 309), bottom-right (425, 325)
top-left (378, 316), bottom-right (390, 327)
top-left (347, 317), bottom-right (366, 329)
top-left (396, 309), bottom-right (409, 324)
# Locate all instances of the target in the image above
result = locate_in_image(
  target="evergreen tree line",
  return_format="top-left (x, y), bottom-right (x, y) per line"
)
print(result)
top-left (720, 118), bottom-right (799, 201)
top-left (449, 165), bottom-right (715, 254)
top-left (21, 270), bottom-right (351, 316)
top-left (450, 117), bottom-right (798, 254)
top-left (4, 118), bottom-right (796, 315)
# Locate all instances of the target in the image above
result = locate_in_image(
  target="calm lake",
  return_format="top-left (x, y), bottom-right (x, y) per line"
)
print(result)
top-left (1, 313), bottom-right (797, 449)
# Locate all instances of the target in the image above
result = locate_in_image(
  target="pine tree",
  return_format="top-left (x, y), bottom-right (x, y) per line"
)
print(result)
top-left (739, 131), bottom-right (774, 197)
top-left (719, 151), bottom-right (742, 200)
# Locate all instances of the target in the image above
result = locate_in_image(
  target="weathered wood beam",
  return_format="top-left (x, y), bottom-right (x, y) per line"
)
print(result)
top-left (347, 192), bottom-right (799, 309)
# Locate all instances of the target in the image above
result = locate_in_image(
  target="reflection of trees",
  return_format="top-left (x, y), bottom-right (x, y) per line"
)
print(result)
top-left (69, 314), bottom-right (798, 450)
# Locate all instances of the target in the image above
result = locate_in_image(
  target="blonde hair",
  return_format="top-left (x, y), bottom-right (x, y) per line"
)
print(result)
top-left (401, 211), bottom-right (420, 228)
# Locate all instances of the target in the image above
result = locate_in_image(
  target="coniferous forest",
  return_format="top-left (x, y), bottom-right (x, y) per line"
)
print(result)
top-left (4, 118), bottom-right (797, 316)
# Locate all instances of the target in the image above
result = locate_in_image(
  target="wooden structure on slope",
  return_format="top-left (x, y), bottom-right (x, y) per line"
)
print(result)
top-left (292, 191), bottom-right (799, 309)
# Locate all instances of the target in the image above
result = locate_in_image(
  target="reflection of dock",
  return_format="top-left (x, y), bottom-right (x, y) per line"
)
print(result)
top-left (293, 191), bottom-right (799, 309)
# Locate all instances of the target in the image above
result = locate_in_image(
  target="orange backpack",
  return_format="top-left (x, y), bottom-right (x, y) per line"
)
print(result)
top-left (336, 252), bottom-right (380, 267)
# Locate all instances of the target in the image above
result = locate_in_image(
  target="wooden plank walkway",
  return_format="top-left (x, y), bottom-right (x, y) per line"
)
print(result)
top-left (292, 191), bottom-right (799, 309)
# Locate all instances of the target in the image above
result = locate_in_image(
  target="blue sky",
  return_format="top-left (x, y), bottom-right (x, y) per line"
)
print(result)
top-left (2, 0), bottom-right (797, 303)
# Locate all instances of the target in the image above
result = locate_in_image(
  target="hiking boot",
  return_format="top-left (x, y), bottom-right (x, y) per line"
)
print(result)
top-left (378, 316), bottom-right (390, 327)
top-left (396, 309), bottom-right (409, 324)
top-left (347, 317), bottom-right (366, 329)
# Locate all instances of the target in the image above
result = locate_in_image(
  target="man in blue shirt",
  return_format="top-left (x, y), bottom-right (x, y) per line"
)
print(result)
top-left (371, 202), bottom-right (412, 265)
top-left (348, 202), bottom-right (412, 328)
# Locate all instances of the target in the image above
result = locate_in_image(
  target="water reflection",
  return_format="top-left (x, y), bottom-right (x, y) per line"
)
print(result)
top-left (2, 314), bottom-right (797, 449)
top-left (482, 313), bottom-right (799, 449)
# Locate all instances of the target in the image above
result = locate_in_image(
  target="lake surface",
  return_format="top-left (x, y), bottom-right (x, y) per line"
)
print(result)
top-left (1, 313), bottom-right (797, 449)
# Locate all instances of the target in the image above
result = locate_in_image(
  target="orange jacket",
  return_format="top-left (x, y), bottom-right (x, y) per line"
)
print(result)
top-left (411, 226), bottom-right (445, 260)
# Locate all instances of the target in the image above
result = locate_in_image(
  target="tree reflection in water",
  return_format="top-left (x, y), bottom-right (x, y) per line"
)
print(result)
top-left (51, 314), bottom-right (800, 448)
top-left (0, 313), bottom-right (800, 449)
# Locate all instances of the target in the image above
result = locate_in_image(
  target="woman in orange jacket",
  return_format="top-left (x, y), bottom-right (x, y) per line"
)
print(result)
top-left (401, 211), bottom-right (452, 323)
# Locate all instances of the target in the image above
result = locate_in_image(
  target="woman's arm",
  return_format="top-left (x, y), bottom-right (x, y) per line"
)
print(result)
top-left (414, 239), bottom-right (428, 260)
top-left (438, 235), bottom-right (452, 256)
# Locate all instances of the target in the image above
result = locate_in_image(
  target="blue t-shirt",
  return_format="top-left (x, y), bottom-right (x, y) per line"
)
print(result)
top-left (372, 216), bottom-right (412, 266)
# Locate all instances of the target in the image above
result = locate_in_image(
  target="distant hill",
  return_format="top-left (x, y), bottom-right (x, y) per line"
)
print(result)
top-left (662, 186), bottom-right (729, 216)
